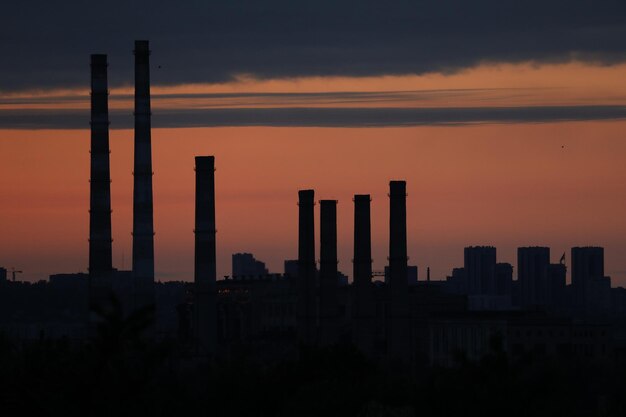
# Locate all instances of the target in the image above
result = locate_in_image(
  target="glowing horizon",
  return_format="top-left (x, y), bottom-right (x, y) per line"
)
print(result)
top-left (1, 120), bottom-right (625, 285)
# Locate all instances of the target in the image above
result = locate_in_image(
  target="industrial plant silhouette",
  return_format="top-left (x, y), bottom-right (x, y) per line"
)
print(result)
top-left (2, 41), bottom-right (626, 416)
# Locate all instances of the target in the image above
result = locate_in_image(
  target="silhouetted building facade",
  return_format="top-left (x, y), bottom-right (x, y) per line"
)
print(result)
top-left (465, 246), bottom-right (496, 296)
top-left (446, 267), bottom-right (467, 294)
top-left (572, 247), bottom-right (608, 315)
top-left (518, 247), bottom-right (550, 309)
top-left (495, 263), bottom-right (513, 297)
top-left (283, 260), bottom-right (298, 278)
top-left (384, 265), bottom-right (418, 286)
top-left (232, 253), bottom-right (269, 278)
top-left (547, 263), bottom-right (567, 312)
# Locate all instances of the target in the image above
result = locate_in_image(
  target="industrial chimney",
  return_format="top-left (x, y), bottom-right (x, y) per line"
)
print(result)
top-left (353, 194), bottom-right (374, 354)
top-left (89, 54), bottom-right (113, 276)
top-left (297, 189), bottom-right (316, 345)
top-left (319, 199), bottom-right (338, 345)
top-left (387, 180), bottom-right (410, 361)
top-left (88, 54), bottom-right (114, 318)
top-left (194, 156), bottom-right (217, 355)
top-left (132, 40), bottom-right (155, 311)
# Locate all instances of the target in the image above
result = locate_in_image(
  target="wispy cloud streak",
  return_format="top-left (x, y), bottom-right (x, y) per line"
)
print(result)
top-left (2, 105), bottom-right (625, 130)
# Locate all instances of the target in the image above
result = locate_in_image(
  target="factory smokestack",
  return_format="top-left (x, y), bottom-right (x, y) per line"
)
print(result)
top-left (353, 194), bottom-right (374, 354)
top-left (194, 156), bottom-right (217, 355)
top-left (88, 54), bottom-right (114, 318)
top-left (388, 180), bottom-right (410, 361)
top-left (319, 199), bottom-right (338, 345)
top-left (297, 189), bottom-right (316, 345)
top-left (89, 54), bottom-right (113, 275)
top-left (132, 40), bottom-right (155, 310)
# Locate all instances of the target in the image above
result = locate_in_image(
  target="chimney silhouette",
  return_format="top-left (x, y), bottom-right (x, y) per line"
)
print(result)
top-left (353, 194), bottom-right (374, 354)
top-left (89, 54), bottom-right (113, 275)
top-left (319, 199), bottom-right (338, 345)
top-left (132, 40), bottom-right (155, 310)
top-left (297, 189), bottom-right (316, 345)
top-left (88, 54), bottom-right (114, 320)
top-left (194, 156), bottom-right (217, 355)
top-left (387, 180), bottom-right (410, 361)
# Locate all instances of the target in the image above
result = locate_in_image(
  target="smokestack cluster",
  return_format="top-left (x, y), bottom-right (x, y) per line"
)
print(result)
top-left (353, 194), bottom-right (374, 354)
top-left (319, 199), bottom-right (338, 345)
top-left (132, 40), bottom-right (155, 310)
top-left (294, 182), bottom-right (412, 361)
top-left (84, 41), bottom-right (414, 361)
top-left (194, 156), bottom-right (217, 354)
top-left (297, 189), bottom-right (316, 345)
top-left (89, 54), bottom-right (113, 276)
top-left (388, 180), bottom-right (410, 361)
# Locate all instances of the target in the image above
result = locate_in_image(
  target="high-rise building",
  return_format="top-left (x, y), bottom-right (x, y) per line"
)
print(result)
top-left (464, 246), bottom-right (496, 295)
top-left (495, 262), bottom-right (513, 297)
top-left (572, 247), bottom-right (607, 315)
top-left (518, 247), bottom-right (550, 308)
top-left (547, 263), bottom-right (566, 311)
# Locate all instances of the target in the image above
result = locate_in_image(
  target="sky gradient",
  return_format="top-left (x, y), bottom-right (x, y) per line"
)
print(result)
top-left (2, 119), bottom-right (626, 284)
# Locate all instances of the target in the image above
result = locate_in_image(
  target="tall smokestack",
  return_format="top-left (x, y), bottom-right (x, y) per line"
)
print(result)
top-left (89, 54), bottom-right (113, 275)
top-left (88, 54), bottom-right (114, 317)
top-left (388, 180), bottom-right (410, 361)
top-left (353, 194), bottom-right (374, 354)
top-left (194, 156), bottom-right (217, 355)
top-left (319, 199), bottom-right (338, 346)
top-left (297, 189), bottom-right (316, 345)
top-left (132, 40), bottom-right (155, 310)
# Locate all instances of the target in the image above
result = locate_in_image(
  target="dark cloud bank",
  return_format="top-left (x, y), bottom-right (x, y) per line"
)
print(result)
top-left (1, 0), bottom-right (626, 92)
top-left (2, 106), bottom-right (625, 129)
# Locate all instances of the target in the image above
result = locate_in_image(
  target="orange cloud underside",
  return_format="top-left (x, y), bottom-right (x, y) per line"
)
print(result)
top-left (3, 62), bottom-right (626, 110)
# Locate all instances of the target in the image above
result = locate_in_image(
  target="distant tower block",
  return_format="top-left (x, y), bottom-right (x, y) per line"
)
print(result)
top-left (194, 156), bottom-right (217, 355)
top-left (353, 194), bottom-right (375, 355)
top-left (297, 189), bottom-right (316, 345)
top-left (89, 54), bottom-right (113, 275)
top-left (517, 246), bottom-right (549, 308)
top-left (319, 199), bottom-right (339, 346)
top-left (132, 40), bottom-right (155, 311)
top-left (387, 180), bottom-right (410, 362)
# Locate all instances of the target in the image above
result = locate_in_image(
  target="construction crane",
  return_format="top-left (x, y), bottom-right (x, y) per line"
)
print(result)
top-left (10, 267), bottom-right (23, 282)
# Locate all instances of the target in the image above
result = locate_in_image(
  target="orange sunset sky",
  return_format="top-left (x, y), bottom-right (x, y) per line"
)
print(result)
top-left (1, 61), bottom-right (626, 284)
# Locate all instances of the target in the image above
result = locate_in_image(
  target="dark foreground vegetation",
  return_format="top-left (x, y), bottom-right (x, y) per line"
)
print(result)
top-left (1, 312), bottom-right (625, 417)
